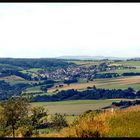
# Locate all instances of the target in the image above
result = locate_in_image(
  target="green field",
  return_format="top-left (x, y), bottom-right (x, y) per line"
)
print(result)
top-left (69, 60), bottom-right (140, 68)
top-left (20, 68), bottom-right (43, 73)
top-left (31, 99), bottom-right (130, 115)
top-left (97, 82), bottom-right (140, 90)
top-left (25, 85), bottom-right (42, 92)
top-left (114, 61), bottom-right (140, 67)
top-left (99, 68), bottom-right (140, 74)
top-left (99, 60), bottom-right (140, 74)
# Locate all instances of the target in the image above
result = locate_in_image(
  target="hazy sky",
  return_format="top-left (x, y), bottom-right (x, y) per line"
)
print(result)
top-left (0, 3), bottom-right (140, 58)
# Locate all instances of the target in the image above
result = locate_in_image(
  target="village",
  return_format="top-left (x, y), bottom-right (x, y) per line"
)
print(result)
top-left (30, 62), bottom-right (136, 81)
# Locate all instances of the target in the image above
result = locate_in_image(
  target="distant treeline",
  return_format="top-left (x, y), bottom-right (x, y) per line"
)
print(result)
top-left (91, 73), bottom-right (119, 79)
top-left (112, 100), bottom-right (140, 107)
top-left (0, 80), bottom-right (30, 100)
top-left (32, 87), bottom-right (140, 102)
top-left (122, 72), bottom-right (140, 76)
top-left (0, 58), bottom-right (75, 69)
top-left (92, 72), bottom-right (140, 79)
top-left (1, 78), bottom-right (140, 102)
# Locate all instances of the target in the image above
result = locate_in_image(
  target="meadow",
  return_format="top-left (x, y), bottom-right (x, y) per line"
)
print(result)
top-left (31, 99), bottom-right (131, 115)
top-left (99, 68), bottom-right (140, 74)
top-left (37, 105), bottom-right (140, 137)
top-left (114, 61), bottom-right (140, 67)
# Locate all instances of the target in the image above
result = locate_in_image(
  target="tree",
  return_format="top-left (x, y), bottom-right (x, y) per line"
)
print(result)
top-left (40, 86), bottom-right (48, 92)
top-left (51, 113), bottom-right (68, 131)
top-left (30, 106), bottom-right (48, 135)
top-left (136, 90), bottom-right (140, 97)
top-left (0, 105), bottom-right (8, 137)
top-left (63, 79), bottom-right (78, 85)
top-left (0, 97), bottom-right (30, 137)
top-left (40, 83), bottom-right (54, 92)
top-left (127, 87), bottom-right (135, 93)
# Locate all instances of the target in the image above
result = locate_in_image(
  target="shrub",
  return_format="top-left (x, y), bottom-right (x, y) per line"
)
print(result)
top-left (50, 113), bottom-right (68, 131)
top-left (58, 111), bottom-right (109, 138)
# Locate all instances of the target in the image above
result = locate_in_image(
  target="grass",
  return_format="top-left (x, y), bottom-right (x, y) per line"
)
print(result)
top-left (38, 105), bottom-right (140, 137)
top-left (25, 86), bottom-right (42, 92)
top-left (4, 79), bottom-right (33, 85)
top-left (38, 128), bottom-right (56, 134)
top-left (20, 68), bottom-right (43, 73)
top-left (65, 115), bottom-right (78, 125)
top-left (69, 60), bottom-right (140, 68)
top-left (31, 99), bottom-right (128, 115)
top-left (114, 61), bottom-right (140, 67)
top-left (99, 60), bottom-right (140, 74)
top-left (0, 63), bottom-right (23, 70)
top-left (31, 99), bottom-right (122, 106)
top-left (107, 105), bottom-right (140, 137)
top-left (99, 68), bottom-right (140, 74)
top-left (97, 82), bottom-right (140, 90)
top-left (0, 75), bottom-right (24, 81)
top-left (0, 75), bottom-right (40, 85)
top-left (95, 76), bottom-right (140, 90)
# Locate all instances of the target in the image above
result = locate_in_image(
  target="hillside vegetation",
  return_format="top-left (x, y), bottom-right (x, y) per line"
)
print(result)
top-left (38, 105), bottom-right (140, 137)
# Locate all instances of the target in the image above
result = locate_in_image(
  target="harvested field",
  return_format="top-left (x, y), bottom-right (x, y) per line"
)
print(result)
top-left (47, 76), bottom-right (140, 93)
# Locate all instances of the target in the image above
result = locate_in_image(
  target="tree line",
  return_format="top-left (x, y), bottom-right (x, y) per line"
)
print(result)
top-left (0, 58), bottom-right (75, 69)
top-left (32, 87), bottom-right (140, 102)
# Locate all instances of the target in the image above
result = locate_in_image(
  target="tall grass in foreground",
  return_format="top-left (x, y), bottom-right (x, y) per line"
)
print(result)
top-left (38, 105), bottom-right (140, 137)
top-left (107, 105), bottom-right (140, 137)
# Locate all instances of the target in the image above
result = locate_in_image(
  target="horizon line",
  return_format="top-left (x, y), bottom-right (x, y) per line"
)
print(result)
top-left (0, 55), bottom-right (139, 59)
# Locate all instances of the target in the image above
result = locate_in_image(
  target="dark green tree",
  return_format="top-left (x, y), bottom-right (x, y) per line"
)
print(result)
top-left (30, 106), bottom-right (48, 135)
top-left (0, 97), bottom-right (30, 137)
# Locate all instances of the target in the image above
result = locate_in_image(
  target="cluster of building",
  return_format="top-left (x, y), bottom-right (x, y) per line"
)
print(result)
top-left (30, 62), bottom-right (136, 81)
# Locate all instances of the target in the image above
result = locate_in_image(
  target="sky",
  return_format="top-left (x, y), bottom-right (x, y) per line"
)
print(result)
top-left (0, 3), bottom-right (140, 58)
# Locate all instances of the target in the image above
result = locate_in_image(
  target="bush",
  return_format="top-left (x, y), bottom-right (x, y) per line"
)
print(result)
top-left (50, 113), bottom-right (68, 131)
top-left (58, 111), bottom-right (109, 138)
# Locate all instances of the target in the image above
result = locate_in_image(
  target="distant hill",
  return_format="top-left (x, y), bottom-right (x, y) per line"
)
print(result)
top-left (57, 55), bottom-right (128, 60)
